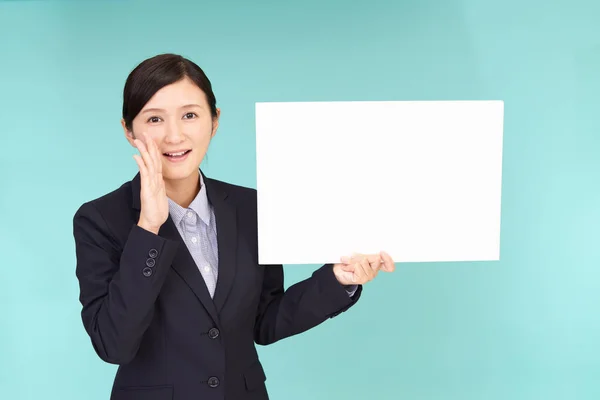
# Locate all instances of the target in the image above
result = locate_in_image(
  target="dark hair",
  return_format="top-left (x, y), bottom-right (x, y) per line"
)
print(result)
top-left (122, 53), bottom-right (217, 131)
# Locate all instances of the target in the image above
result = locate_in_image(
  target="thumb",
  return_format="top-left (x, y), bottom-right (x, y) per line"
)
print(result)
top-left (337, 263), bottom-right (354, 273)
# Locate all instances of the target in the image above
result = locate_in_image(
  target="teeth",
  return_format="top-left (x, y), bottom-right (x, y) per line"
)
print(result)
top-left (166, 151), bottom-right (187, 156)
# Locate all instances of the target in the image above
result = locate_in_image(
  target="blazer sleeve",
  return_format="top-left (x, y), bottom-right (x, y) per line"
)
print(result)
top-left (253, 262), bottom-right (362, 345)
top-left (73, 202), bottom-right (179, 364)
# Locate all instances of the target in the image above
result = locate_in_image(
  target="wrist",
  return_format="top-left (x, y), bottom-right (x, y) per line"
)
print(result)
top-left (137, 219), bottom-right (160, 235)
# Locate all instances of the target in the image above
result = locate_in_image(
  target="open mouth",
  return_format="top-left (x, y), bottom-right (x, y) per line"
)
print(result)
top-left (163, 149), bottom-right (192, 161)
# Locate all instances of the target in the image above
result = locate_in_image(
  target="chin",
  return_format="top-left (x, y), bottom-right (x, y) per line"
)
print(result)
top-left (160, 152), bottom-right (202, 181)
top-left (162, 167), bottom-right (199, 182)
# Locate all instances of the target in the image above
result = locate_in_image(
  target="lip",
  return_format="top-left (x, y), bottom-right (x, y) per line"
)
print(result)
top-left (162, 149), bottom-right (191, 155)
top-left (162, 149), bottom-right (192, 163)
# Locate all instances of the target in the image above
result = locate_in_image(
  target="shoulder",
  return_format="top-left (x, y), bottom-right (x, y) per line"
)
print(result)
top-left (205, 177), bottom-right (257, 205)
top-left (205, 177), bottom-right (259, 234)
top-left (73, 178), bottom-right (135, 231)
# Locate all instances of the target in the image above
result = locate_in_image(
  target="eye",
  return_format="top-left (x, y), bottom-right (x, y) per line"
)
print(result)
top-left (183, 112), bottom-right (197, 119)
top-left (147, 116), bottom-right (162, 123)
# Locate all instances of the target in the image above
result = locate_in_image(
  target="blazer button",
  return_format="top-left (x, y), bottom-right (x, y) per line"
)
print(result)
top-left (208, 376), bottom-right (219, 388)
top-left (146, 258), bottom-right (156, 268)
top-left (143, 267), bottom-right (153, 277)
top-left (208, 328), bottom-right (220, 339)
top-left (149, 249), bottom-right (158, 258)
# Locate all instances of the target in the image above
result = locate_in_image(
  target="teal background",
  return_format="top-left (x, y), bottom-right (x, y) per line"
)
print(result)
top-left (1, 0), bottom-right (599, 399)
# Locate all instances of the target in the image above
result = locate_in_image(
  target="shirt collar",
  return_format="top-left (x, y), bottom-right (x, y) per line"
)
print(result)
top-left (167, 173), bottom-right (212, 226)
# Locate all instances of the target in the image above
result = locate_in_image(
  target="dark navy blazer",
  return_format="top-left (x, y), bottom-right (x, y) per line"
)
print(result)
top-left (73, 172), bottom-right (362, 400)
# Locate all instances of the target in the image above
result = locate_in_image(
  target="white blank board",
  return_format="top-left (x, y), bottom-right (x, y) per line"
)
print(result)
top-left (255, 100), bottom-right (504, 265)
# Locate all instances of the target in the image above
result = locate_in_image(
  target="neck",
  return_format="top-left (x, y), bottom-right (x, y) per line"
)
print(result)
top-left (165, 170), bottom-right (201, 209)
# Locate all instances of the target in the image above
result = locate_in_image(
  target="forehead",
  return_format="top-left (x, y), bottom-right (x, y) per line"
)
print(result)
top-left (144, 77), bottom-right (207, 109)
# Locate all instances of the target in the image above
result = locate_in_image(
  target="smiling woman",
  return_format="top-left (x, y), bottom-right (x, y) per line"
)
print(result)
top-left (72, 53), bottom-right (395, 400)
top-left (121, 55), bottom-right (220, 208)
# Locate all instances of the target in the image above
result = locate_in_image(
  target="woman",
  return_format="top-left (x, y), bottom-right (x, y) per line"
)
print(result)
top-left (73, 53), bottom-right (395, 400)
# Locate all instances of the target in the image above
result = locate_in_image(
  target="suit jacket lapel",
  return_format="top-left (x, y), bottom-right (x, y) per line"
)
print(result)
top-left (204, 173), bottom-right (238, 314)
top-left (159, 217), bottom-right (220, 323)
top-left (130, 173), bottom-right (220, 324)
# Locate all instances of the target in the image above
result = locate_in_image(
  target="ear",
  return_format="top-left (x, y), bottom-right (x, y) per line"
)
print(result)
top-left (121, 119), bottom-right (136, 147)
top-left (211, 108), bottom-right (221, 139)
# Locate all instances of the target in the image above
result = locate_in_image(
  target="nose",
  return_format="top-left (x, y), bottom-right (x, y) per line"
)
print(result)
top-left (164, 120), bottom-right (185, 144)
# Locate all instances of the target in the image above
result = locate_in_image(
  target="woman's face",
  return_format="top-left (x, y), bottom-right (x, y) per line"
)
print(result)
top-left (123, 77), bottom-right (219, 183)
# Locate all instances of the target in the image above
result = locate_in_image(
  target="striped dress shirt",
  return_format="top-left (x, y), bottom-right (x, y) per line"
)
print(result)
top-left (167, 174), bottom-right (219, 297)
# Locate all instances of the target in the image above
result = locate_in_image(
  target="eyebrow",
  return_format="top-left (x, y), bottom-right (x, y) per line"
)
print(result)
top-left (141, 104), bottom-right (204, 114)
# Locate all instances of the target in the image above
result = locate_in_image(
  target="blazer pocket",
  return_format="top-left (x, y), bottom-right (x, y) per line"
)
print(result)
top-left (244, 362), bottom-right (267, 392)
top-left (113, 385), bottom-right (173, 400)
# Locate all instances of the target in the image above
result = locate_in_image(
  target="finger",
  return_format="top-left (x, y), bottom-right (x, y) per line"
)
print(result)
top-left (340, 263), bottom-right (354, 273)
top-left (366, 254), bottom-right (383, 271)
top-left (350, 263), bottom-right (359, 283)
top-left (345, 260), bottom-right (361, 283)
top-left (380, 251), bottom-right (396, 272)
top-left (352, 258), bottom-right (370, 283)
top-left (133, 154), bottom-right (148, 179)
top-left (135, 136), bottom-right (155, 180)
top-left (146, 132), bottom-right (162, 175)
top-left (338, 265), bottom-right (356, 283)
top-left (141, 132), bottom-right (158, 177)
top-left (342, 253), bottom-right (382, 272)
top-left (335, 263), bottom-right (356, 284)
top-left (348, 253), bottom-right (381, 271)
top-left (364, 257), bottom-right (377, 279)
top-left (341, 257), bottom-right (375, 282)
top-left (345, 269), bottom-right (357, 284)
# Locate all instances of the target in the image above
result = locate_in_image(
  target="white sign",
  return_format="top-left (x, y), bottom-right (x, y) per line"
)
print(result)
top-left (255, 100), bottom-right (504, 265)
